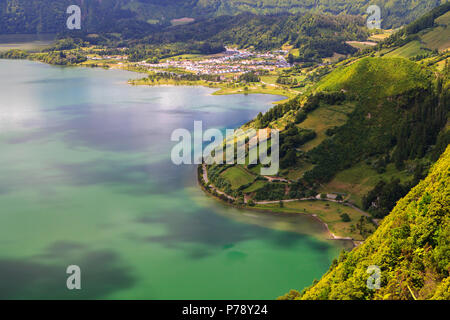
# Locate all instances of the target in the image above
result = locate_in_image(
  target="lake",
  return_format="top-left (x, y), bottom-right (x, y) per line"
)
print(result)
top-left (0, 59), bottom-right (347, 299)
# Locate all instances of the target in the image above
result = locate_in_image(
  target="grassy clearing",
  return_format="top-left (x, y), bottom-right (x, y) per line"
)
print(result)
top-left (243, 180), bottom-right (268, 193)
top-left (368, 31), bottom-right (393, 42)
top-left (420, 12), bottom-right (450, 52)
top-left (321, 162), bottom-right (413, 206)
top-left (255, 200), bottom-right (376, 240)
top-left (384, 40), bottom-right (430, 58)
top-left (260, 75), bottom-right (279, 85)
top-left (346, 41), bottom-right (377, 50)
top-left (248, 163), bottom-right (263, 175)
top-left (297, 102), bottom-right (355, 152)
top-left (323, 52), bottom-right (347, 63)
top-left (221, 166), bottom-right (255, 190)
top-left (421, 26), bottom-right (450, 52)
top-left (284, 162), bottom-right (314, 180)
top-left (385, 12), bottom-right (450, 57)
top-left (419, 11), bottom-right (450, 52)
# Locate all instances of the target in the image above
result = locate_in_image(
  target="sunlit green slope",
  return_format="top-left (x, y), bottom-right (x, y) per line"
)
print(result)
top-left (316, 57), bottom-right (432, 99)
top-left (282, 145), bottom-right (449, 300)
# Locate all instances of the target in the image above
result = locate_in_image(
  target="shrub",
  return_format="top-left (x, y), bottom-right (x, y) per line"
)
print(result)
top-left (340, 213), bottom-right (351, 222)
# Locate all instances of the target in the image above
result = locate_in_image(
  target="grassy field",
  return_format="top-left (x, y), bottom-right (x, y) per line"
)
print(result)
top-left (384, 11), bottom-right (450, 57)
top-left (284, 161), bottom-right (314, 180)
top-left (323, 52), bottom-right (348, 63)
top-left (421, 26), bottom-right (450, 52)
top-left (423, 10), bottom-right (450, 52)
top-left (243, 180), bottom-right (268, 193)
top-left (420, 11), bottom-right (450, 52)
top-left (255, 200), bottom-right (376, 240)
top-left (368, 30), bottom-right (394, 42)
top-left (320, 162), bottom-right (413, 206)
top-left (297, 102), bottom-right (355, 152)
top-left (221, 166), bottom-right (255, 190)
top-left (346, 41), bottom-right (377, 50)
top-left (260, 75), bottom-right (279, 85)
top-left (384, 40), bottom-right (430, 58)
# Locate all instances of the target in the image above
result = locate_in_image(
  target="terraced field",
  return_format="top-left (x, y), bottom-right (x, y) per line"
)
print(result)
top-left (384, 11), bottom-right (449, 58)
top-left (422, 11), bottom-right (450, 52)
top-left (384, 40), bottom-right (431, 58)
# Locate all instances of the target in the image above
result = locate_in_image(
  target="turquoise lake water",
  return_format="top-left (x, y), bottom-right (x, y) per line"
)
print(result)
top-left (0, 59), bottom-right (346, 299)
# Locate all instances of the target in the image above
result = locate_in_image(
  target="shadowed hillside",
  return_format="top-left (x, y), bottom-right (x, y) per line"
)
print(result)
top-left (0, 0), bottom-right (445, 34)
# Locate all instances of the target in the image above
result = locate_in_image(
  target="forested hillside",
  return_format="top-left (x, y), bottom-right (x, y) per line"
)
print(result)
top-left (227, 4), bottom-right (449, 220)
top-left (4, 11), bottom-right (368, 62)
top-left (0, 0), bottom-right (157, 35)
top-left (140, 13), bottom-right (368, 58)
top-left (195, 0), bottom-right (445, 28)
top-left (0, 0), bottom-right (445, 34)
top-left (279, 145), bottom-right (450, 300)
top-left (304, 57), bottom-right (446, 183)
top-left (210, 55), bottom-right (448, 218)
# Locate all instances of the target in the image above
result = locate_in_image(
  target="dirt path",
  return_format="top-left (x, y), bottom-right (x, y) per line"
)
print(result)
top-left (263, 176), bottom-right (291, 183)
top-left (255, 197), bottom-right (315, 204)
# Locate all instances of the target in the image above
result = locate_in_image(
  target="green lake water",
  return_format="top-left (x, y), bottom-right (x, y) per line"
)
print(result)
top-left (0, 59), bottom-right (347, 299)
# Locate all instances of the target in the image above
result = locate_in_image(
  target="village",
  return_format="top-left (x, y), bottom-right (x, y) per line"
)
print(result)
top-left (88, 47), bottom-right (292, 76)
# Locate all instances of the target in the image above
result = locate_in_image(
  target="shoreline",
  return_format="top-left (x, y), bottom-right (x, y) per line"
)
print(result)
top-left (0, 55), bottom-right (292, 104)
top-left (15, 57), bottom-right (292, 104)
top-left (127, 77), bottom-right (291, 104)
top-left (198, 164), bottom-right (358, 247)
